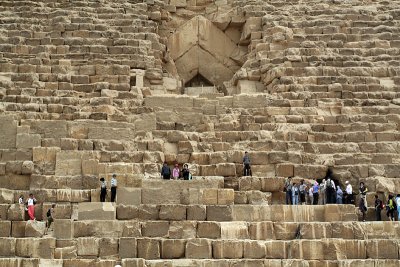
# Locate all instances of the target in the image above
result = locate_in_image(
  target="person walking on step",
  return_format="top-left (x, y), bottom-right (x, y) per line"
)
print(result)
top-left (386, 194), bottom-right (396, 221)
top-left (374, 195), bottom-right (383, 221)
top-left (292, 183), bottom-right (300, 205)
top-left (299, 180), bottom-right (306, 205)
top-left (161, 162), bottom-right (171, 180)
top-left (336, 185), bottom-right (343, 204)
top-left (345, 181), bottom-right (353, 204)
top-left (45, 203), bottom-right (56, 234)
top-left (242, 151), bottom-right (252, 176)
top-left (325, 178), bottom-right (336, 204)
top-left (26, 193), bottom-right (37, 220)
top-left (110, 174), bottom-right (117, 202)
top-left (284, 176), bottom-right (293, 205)
top-left (395, 194), bottom-right (400, 221)
top-left (100, 177), bottom-right (107, 202)
top-left (359, 182), bottom-right (368, 208)
top-left (312, 181), bottom-right (319, 205)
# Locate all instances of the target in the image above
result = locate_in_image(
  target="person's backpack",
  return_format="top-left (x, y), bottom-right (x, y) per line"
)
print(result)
top-left (46, 208), bottom-right (51, 217)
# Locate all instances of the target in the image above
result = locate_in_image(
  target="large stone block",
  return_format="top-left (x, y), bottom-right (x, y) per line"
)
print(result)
top-left (98, 237), bottom-right (118, 258)
top-left (142, 188), bottom-right (181, 205)
top-left (0, 116), bottom-right (17, 149)
top-left (54, 219), bottom-right (74, 239)
top-left (243, 240), bottom-right (266, 259)
top-left (197, 222), bottom-right (221, 239)
top-left (16, 134), bottom-right (41, 149)
top-left (0, 189), bottom-right (14, 204)
top-left (0, 221), bottom-right (11, 237)
top-left (365, 239), bottom-right (399, 259)
top-left (206, 205), bottom-right (233, 221)
top-left (116, 188), bottom-right (141, 205)
top-left (77, 237), bottom-right (99, 256)
top-left (77, 202), bottom-right (115, 220)
top-left (142, 221), bottom-right (169, 238)
top-left (161, 239), bottom-right (186, 259)
top-left (0, 238), bottom-right (15, 256)
top-left (25, 220), bottom-right (46, 237)
top-left (137, 238), bottom-right (160, 260)
top-left (249, 222), bottom-right (274, 240)
top-left (217, 189), bottom-right (234, 205)
top-left (185, 238), bottom-right (212, 259)
top-left (119, 238), bottom-right (137, 259)
top-left (15, 237), bottom-right (56, 258)
top-left (220, 222), bottom-right (249, 239)
top-left (159, 205), bottom-right (186, 220)
top-left (122, 258), bottom-right (146, 267)
top-left (7, 204), bottom-right (25, 221)
top-left (187, 205), bottom-right (206, 221)
top-left (168, 221), bottom-right (197, 239)
top-left (11, 221), bottom-right (26, 237)
top-left (213, 240), bottom-right (243, 259)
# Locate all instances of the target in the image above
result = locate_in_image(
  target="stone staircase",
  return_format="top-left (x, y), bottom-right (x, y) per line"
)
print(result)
top-left (1, 0), bottom-right (400, 266)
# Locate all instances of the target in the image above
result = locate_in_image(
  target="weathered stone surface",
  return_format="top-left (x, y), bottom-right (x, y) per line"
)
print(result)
top-left (25, 220), bottom-right (46, 237)
top-left (137, 238), bottom-right (160, 260)
top-left (77, 202), bottom-right (115, 220)
top-left (54, 219), bottom-right (74, 239)
top-left (116, 188), bottom-right (141, 205)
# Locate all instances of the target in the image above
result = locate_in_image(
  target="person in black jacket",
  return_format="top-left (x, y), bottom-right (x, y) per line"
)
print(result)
top-left (182, 164), bottom-right (191, 180)
top-left (161, 162), bottom-right (171, 180)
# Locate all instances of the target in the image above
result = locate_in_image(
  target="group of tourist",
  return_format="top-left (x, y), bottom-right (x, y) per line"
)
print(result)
top-left (17, 194), bottom-right (55, 233)
top-left (161, 162), bottom-right (192, 180)
top-left (99, 174), bottom-right (118, 202)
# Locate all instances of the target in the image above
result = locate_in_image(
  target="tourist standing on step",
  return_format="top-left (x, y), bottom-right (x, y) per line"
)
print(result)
top-left (374, 195), bottom-right (383, 221)
top-left (308, 183), bottom-right (314, 205)
top-left (182, 164), bottom-right (191, 180)
top-left (292, 183), bottom-right (300, 205)
top-left (243, 151), bottom-right (252, 176)
top-left (319, 179), bottom-right (326, 205)
top-left (161, 162), bottom-right (171, 180)
top-left (110, 174), bottom-right (117, 202)
top-left (312, 182), bottom-right (319, 205)
top-left (46, 203), bottom-right (56, 234)
top-left (18, 195), bottom-right (24, 205)
top-left (284, 176), bottom-right (293, 205)
top-left (100, 177), bottom-right (107, 202)
top-left (299, 180), bottom-right (306, 205)
top-left (325, 178), bottom-right (336, 204)
top-left (172, 164), bottom-right (180, 180)
top-left (359, 182), bottom-right (368, 208)
top-left (359, 197), bottom-right (367, 222)
top-left (386, 194), bottom-right (396, 221)
top-left (345, 181), bottom-right (353, 204)
top-left (336, 185), bottom-right (343, 204)
top-left (395, 194), bottom-right (400, 221)
top-left (26, 193), bottom-right (37, 220)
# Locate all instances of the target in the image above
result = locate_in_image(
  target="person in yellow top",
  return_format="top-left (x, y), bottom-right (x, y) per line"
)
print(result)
top-left (386, 194), bottom-right (396, 221)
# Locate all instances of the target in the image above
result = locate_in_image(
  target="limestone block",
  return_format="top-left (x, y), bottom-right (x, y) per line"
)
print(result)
top-left (0, 221), bottom-right (11, 237)
top-left (159, 205), bottom-right (187, 221)
top-left (11, 221), bottom-right (26, 237)
top-left (54, 219), bottom-right (74, 239)
top-left (232, 205), bottom-right (270, 222)
top-left (201, 188), bottom-right (218, 205)
top-left (197, 222), bottom-right (221, 239)
top-left (0, 238), bottom-right (15, 256)
top-left (247, 191), bottom-right (271, 204)
top-left (300, 223), bottom-right (332, 239)
top-left (276, 164), bottom-right (294, 177)
top-left (142, 188), bottom-right (181, 205)
top-left (249, 222), bottom-right (274, 240)
top-left (217, 189), bottom-right (234, 205)
top-left (98, 238), bottom-right (118, 258)
top-left (122, 258), bottom-right (146, 267)
top-left (33, 147), bottom-right (59, 163)
top-left (168, 221), bottom-right (197, 239)
top-left (116, 205), bottom-right (139, 220)
top-left (142, 221), bottom-right (169, 238)
top-left (207, 205), bottom-right (233, 221)
top-left (265, 240), bottom-right (287, 259)
top-left (0, 189), bottom-right (14, 204)
top-left (215, 163), bottom-right (236, 176)
top-left (62, 259), bottom-right (96, 267)
top-left (365, 239), bottom-right (399, 259)
top-left (187, 205), bottom-right (206, 221)
top-left (116, 188), bottom-right (141, 205)
top-left (137, 238), bottom-right (160, 260)
top-left (7, 204), bottom-right (25, 221)
top-left (239, 177), bottom-right (262, 191)
top-left (220, 222), bottom-right (249, 239)
top-left (25, 220), bottom-right (46, 237)
top-left (77, 237), bottom-right (98, 256)
top-left (161, 239), bottom-right (186, 259)
top-left (234, 191), bottom-right (248, 204)
top-left (15, 237), bottom-right (55, 258)
top-left (122, 221), bottom-right (141, 237)
top-left (74, 220), bottom-right (124, 238)
top-left (145, 96), bottom-right (194, 109)
top-left (77, 202), bottom-right (116, 220)
top-left (21, 161), bottom-right (34, 174)
top-left (55, 151), bottom-right (82, 176)
top-left (39, 259), bottom-right (63, 267)
top-left (16, 134), bottom-right (41, 149)
top-left (243, 240), bottom-right (266, 259)
top-left (185, 238), bottom-right (212, 259)
top-left (213, 240), bottom-right (243, 259)
top-left (0, 116), bottom-right (17, 149)
top-left (119, 238), bottom-right (137, 259)
top-left (138, 205), bottom-right (159, 220)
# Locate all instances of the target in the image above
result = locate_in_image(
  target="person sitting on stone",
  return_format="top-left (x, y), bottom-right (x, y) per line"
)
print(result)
top-left (336, 185), bottom-right (343, 204)
top-left (100, 177), bottom-right (107, 202)
top-left (161, 162), bottom-right (171, 180)
top-left (172, 164), bottom-right (180, 180)
top-left (242, 151), bottom-right (252, 176)
top-left (182, 164), bottom-right (191, 180)
top-left (26, 193), bottom-right (37, 221)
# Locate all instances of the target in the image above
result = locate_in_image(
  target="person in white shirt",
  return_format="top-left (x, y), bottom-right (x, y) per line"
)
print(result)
top-left (345, 181), bottom-right (353, 204)
top-left (26, 194), bottom-right (37, 220)
top-left (18, 195), bottom-right (24, 205)
top-left (110, 174), bottom-right (117, 202)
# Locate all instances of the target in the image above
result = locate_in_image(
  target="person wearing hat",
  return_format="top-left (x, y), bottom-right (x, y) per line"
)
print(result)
top-left (172, 164), bottom-right (180, 180)
top-left (345, 181), bottom-right (353, 204)
top-left (110, 174), bottom-right (117, 202)
top-left (100, 177), bottom-right (107, 202)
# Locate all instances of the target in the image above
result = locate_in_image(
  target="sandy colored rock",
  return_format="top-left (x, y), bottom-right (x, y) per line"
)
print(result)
top-left (77, 202), bottom-right (115, 220)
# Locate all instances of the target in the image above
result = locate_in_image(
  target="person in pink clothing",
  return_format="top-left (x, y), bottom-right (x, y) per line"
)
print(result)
top-left (172, 164), bottom-right (180, 180)
top-left (26, 193), bottom-right (37, 220)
